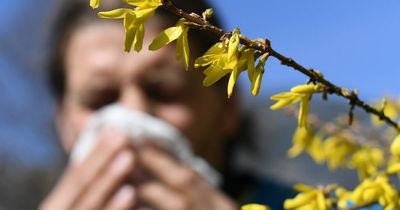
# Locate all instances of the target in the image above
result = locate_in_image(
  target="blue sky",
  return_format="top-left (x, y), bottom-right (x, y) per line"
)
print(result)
top-left (211, 0), bottom-right (400, 100)
top-left (0, 0), bottom-right (399, 165)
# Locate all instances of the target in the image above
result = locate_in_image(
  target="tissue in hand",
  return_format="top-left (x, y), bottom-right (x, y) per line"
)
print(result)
top-left (70, 104), bottom-right (221, 186)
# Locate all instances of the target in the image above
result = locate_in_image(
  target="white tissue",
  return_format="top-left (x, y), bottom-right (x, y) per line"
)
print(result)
top-left (70, 104), bottom-right (221, 186)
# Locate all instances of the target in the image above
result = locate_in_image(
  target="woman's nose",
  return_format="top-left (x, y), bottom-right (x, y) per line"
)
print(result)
top-left (118, 86), bottom-right (152, 114)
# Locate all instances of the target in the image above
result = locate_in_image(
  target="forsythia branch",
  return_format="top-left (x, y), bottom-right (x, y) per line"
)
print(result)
top-left (162, 0), bottom-right (400, 132)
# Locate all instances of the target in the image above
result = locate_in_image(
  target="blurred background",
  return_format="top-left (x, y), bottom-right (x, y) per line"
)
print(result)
top-left (1, 0), bottom-right (399, 209)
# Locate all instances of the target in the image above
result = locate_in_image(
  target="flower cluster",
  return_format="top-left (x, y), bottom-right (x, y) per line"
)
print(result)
top-left (270, 84), bottom-right (322, 128)
top-left (284, 184), bottom-right (333, 210)
top-left (149, 18), bottom-right (190, 69)
top-left (97, 0), bottom-right (162, 52)
top-left (88, 1), bottom-right (400, 210)
top-left (336, 175), bottom-right (400, 210)
top-left (195, 28), bottom-right (269, 97)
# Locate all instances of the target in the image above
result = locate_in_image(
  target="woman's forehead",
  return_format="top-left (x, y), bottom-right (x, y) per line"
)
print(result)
top-left (64, 21), bottom-right (203, 93)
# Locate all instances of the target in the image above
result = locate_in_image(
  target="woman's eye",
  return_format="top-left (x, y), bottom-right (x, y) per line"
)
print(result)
top-left (81, 88), bottom-right (119, 110)
top-left (144, 83), bottom-right (185, 103)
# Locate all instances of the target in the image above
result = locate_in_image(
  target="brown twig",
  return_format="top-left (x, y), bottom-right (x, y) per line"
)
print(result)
top-left (161, 0), bottom-right (400, 132)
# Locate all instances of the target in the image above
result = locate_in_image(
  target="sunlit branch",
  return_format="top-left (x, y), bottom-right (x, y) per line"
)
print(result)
top-left (161, 0), bottom-right (400, 132)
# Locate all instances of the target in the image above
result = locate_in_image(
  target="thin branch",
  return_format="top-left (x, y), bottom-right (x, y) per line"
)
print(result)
top-left (162, 0), bottom-right (400, 132)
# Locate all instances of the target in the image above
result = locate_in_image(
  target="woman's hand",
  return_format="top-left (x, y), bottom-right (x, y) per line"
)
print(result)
top-left (40, 129), bottom-right (136, 210)
top-left (136, 146), bottom-right (237, 210)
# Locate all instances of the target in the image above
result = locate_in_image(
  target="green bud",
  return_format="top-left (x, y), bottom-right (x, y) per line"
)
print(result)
top-left (203, 8), bottom-right (214, 20)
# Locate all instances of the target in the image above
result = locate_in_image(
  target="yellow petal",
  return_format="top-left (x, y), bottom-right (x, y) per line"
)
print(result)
top-left (134, 7), bottom-right (157, 22)
top-left (270, 98), bottom-right (299, 110)
top-left (288, 126), bottom-right (314, 157)
top-left (270, 92), bottom-right (295, 100)
top-left (227, 68), bottom-right (238, 98)
top-left (124, 26), bottom-right (137, 52)
top-left (288, 143), bottom-right (305, 158)
top-left (194, 55), bottom-right (219, 68)
top-left (371, 98), bottom-right (398, 127)
top-left (270, 94), bottom-right (302, 110)
top-left (251, 53), bottom-right (268, 96)
top-left (241, 204), bottom-right (270, 210)
top-left (293, 184), bottom-right (314, 192)
top-left (181, 30), bottom-right (190, 70)
top-left (90, 0), bottom-right (100, 9)
top-left (228, 28), bottom-right (240, 62)
top-left (390, 135), bottom-right (400, 157)
top-left (387, 163), bottom-right (400, 174)
top-left (251, 69), bottom-right (263, 96)
top-left (203, 42), bottom-right (226, 56)
top-left (316, 192), bottom-right (327, 210)
top-left (123, 12), bottom-right (135, 31)
top-left (202, 59), bottom-right (231, 86)
top-left (308, 135), bottom-right (325, 164)
top-left (125, 0), bottom-right (162, 8)
top-left (133, 23), bottom-right (145, 52)
top-left (194, 42), bottom-right (226, 68)
top-left (176, 31), bottom-right (183, 58)
top-left (291, 84), bottom-right (320, 94)
top-left (241, 49), bottom-right (255, 80)
top-left (149, 26), bottom-right (184, 51)
top-left (284, 192), bottom-right (316, 209)
top-left (298, 94), bottom-right (311, 127)
top-left (362, 188), bottom-right (380, 203)
top-left (98, 8), bottom-right (131, 19)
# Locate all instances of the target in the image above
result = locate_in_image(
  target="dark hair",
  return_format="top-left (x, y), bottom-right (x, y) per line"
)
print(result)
top-left (48, 0), bottom-right (223, 101)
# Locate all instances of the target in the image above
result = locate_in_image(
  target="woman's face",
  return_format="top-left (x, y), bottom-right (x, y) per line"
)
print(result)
top-left (58, 20), bottom-right (238, 164)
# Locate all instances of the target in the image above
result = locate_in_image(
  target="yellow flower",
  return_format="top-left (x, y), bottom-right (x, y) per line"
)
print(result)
top-left (226, 28), bottom-right (241, 98)
top-left (387, 162), bottom-right (400, 174)
top-left (307, 133), bottom-right (325, 164)
top-left (270, 92), bottom-right (303, 110)
top-left (350, 176), bottom-right (399, 209)
top-left (371, 98), bottom-right (398, 127)
top-left (335, 187), bottom-right (352, 209)
top-left (241, 204), bottom-right (270, 210)
top-left (284, 184), bottom-right (333, 210)
top-left (290, 84), bottom-right (321, 94)
top-left (97, 0), bottom-right (162, 52)
top-left (249, 52), bottom-right (268, 96)
top-left (323, 134), bottom-right (357, 170)
top-left (270, 84), bottom-right (321, 127)
top-left (149, 19), bottom-right (190, 70)
top-left (90, 0), bottom-right (100, 9)
top-left (195, 28), bottom-right (246, 98)
top-left (298, 94), bottom-right (311, 127)
top-left (348, 147), bottom-right (384, 180)
top-left (125, 0), bottom-right (162, 8)
top-left (288, 127), bottom-right (313, 157)
top-left (390, 134), bottom-right (400, 157)
top-left (195, 41), bottom-right (230, 85)
top-left (387, 155), bottom-right (400, 174)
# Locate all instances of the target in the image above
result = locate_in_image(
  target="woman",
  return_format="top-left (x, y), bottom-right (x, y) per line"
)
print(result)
top-left (41, 0), bottom-right (242, 209)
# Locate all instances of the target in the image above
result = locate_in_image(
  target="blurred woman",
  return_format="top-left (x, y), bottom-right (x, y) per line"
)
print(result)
top-left (41, 0), bottom-right (293, 209)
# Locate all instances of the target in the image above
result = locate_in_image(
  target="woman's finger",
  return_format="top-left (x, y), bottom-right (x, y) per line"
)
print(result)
top-left (138, 146), bottom-right (200, 191)
top-left (103, 185), bottom-right (136, 210)
top-left (40, 128), bottom-right (129, 210)
top-left (137, 181), bottom-right (187, 210)
top-left (73, 150), bottom-right (135, 210)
